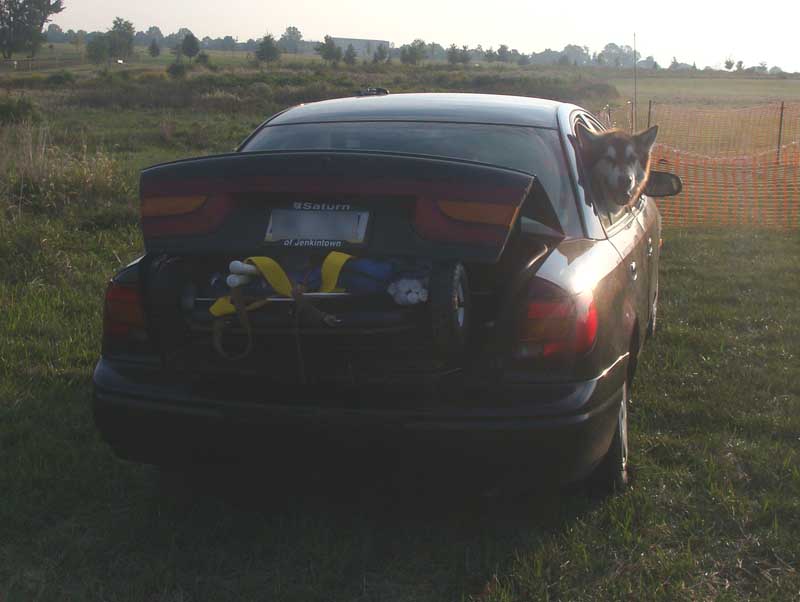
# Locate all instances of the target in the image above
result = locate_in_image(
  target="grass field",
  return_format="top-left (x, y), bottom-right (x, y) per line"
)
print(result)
top-left (1, 62), bottom-right (799, 600)
top-left (610, 74), bottom-right (800, 106)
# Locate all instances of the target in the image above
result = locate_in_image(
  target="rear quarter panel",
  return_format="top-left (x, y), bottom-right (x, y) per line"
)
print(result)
top-left (533, 238), bottom-right (635, 383)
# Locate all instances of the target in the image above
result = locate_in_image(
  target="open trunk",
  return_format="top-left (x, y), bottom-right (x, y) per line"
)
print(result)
top-left (139, 151), bottom-right (554, 394)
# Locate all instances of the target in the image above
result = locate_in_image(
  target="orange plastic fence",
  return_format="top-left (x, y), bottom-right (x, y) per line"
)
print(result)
top-left (651, 143), bottom-right (800, 229)
top-left (596, 102), bottom-right (800, 229)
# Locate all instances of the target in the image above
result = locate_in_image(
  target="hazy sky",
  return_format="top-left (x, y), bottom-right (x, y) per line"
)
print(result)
top-left (52, 0), bottom-right (800, 72)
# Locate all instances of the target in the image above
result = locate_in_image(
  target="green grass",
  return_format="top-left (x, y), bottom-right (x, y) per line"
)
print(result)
top-left (609, 73), bottom-right (800, 106)
top-left (1, 225), bottom-right (797, 601)
top-left (1, 62), bottom-right (799, 601)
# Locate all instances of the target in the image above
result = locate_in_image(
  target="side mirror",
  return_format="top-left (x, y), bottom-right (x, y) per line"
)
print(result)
top-left (645, 170), bottom-right (682, 197)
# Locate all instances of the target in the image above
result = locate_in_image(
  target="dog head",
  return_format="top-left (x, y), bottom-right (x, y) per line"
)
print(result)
top-left (576, 124), bottom-right (659, 208)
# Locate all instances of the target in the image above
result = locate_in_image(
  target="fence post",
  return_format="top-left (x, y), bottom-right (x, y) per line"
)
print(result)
top-left (647, 100), bottom-right (653, 129)
top-left (629, 101), bottom-right (634, 133)
top-left (607, 105), bottom-right (612, 126)
top-left (776, 101), bottom-right (785, 164)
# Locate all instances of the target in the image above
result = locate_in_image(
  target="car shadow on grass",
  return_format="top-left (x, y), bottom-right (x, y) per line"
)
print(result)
top-left (153, 449), bottom-right (606, 528)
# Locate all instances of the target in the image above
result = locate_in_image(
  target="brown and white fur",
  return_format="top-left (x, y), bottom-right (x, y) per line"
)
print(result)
top-left (575, 124), bottom-right (659, 215)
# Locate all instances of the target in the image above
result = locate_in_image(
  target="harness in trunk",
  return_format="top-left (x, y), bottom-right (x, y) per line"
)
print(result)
top-left (209, 252), bottom-right (352, 362)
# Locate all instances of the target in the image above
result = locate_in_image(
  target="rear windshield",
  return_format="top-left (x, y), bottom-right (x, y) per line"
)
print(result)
top-left (242, 121), bottom-right (581, 235)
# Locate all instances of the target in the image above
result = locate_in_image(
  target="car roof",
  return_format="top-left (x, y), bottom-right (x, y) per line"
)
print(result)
top-left (267, 93), bottom-right (564, 128)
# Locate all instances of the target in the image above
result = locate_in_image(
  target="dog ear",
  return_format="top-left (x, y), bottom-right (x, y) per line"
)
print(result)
top-left (575, 123), bottom-right (600, 163)
top-left (575, 123), bottom-right (598, 149)
top-left (635, 125), bottom-right (658, 154)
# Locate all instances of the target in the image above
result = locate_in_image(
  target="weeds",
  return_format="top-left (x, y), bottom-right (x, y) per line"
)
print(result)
top-left (0, 124), bottom-right (134, 218)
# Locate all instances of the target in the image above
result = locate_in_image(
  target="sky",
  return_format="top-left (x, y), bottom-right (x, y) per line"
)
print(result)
top-left (51, 0), bottom-right (800, 72)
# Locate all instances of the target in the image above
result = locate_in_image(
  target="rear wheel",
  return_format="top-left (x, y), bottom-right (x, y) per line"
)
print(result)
top-left (429, 262), bottom-right (471, 363)
top-left (646, 280), bottom-right (658, 339)
top-left (595, 380), bottom-right (630, 492)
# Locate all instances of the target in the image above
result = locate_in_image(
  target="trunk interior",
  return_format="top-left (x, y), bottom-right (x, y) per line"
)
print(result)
top-left (142, 233), bottom-right (549, 405)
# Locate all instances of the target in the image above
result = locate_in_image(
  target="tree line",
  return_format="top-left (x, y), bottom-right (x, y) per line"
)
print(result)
top-left (2, 4), bottom-right (786, 74)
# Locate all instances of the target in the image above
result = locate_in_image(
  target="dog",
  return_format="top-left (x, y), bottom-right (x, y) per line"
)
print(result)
top-left (575, 124), bottom-right (659, 216)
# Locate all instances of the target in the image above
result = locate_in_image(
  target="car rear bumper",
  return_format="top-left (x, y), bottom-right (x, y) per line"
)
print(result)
top-left (92, 356), bottom-right (627, 484)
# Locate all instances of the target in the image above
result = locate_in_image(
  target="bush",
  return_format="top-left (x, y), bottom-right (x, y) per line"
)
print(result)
top-left (198, 89), bottom-right (242, 113)
top-left (135, 71), bottom-right (166, 84)
top-left (45, 70), bottom-right (76, 86)
top-left (0, 96), bottom-right (40, 125)
top-left (167, 63), bottom-right (189, 79)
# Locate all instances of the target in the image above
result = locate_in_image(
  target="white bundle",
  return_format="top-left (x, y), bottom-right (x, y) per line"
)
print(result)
top-left (387, 278), bottom-right (429, 306)
top-left (226, 260), bottom-right (260, 288)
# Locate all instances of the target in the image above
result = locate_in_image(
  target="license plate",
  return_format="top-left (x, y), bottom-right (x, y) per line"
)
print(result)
top-left (265, 208), bottom-right (370, 247)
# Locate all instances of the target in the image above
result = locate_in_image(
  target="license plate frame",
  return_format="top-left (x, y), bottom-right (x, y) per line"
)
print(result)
top-left (265, 206), bottom-right (370, 248)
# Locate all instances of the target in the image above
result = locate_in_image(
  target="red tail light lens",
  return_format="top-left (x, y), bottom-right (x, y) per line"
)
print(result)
top-left (103, 281), bottom-right (147, 344)
top-left (517, 290), bottom-right (597, 360)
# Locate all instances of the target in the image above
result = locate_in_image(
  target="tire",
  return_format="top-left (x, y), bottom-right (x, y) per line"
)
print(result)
top-left (429, 262), bottom-right (471, 363)
top-left (595, 380), bottom-right (630, 493)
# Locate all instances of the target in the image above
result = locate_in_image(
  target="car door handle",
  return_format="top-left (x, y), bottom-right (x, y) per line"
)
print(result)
top-left (647, 237), bottom-right (654, 257)
top-left (629, 261), bottom-right (638, 280)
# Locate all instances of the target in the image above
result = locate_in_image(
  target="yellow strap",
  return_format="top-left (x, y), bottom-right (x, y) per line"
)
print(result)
top-left (209, 251), bottom-right (353, 317)
top-left (246, 256), bottom-right (294, 297)
top-left (209, 296), bottom-right (236, 317)
top-left (210, 296), bottom-right (271, 317)
top-left (320, 251), bottom-right (353, 293)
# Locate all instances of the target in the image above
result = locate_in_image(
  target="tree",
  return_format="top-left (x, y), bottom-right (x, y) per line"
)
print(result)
top-left (278, 26), bottom-right (302, 53)
top-left (724, 58), bottom-right (734, 70)
top-left (45, 22), bottom-right (62, 42)
top-left (86, 33), bottom-right (110, 64)
top-left (399, 39), bottom-right (426, 65)
top-left (483, 47), bottom-right (497, 62)
top-left (316, 35), bottom-right (342, 64)
top-left (518, 53), bottom-right (530, 66)
top-left (736, 60), bottom-right (743, 71)
top-left (425, 41), bottom-right (445, 61)
top-left (181, 32), bottom-right (199, 61)
top-left (220, 35), bottom-right (236, 51)
top-left (108, 17), bottom-right (134, 59)
top-left (372, 43), bottom-right (388, 63)
top-left (171, 43), bottom-right (183, 63)
top-left (148, 38), bottom-right (160, 57)
top-left (561, 44), bottom-right (590, 66)
top-left (0, 0), bottom-right (65, 58)
top-left (255, 33), bottom-right (280, 65)
top-left (446, 43), bottom-right (459, 65)
top-left (144, 26), bottom-right (163, 43)
top-left (496, 44), bottom-right (510, 62)
top-left (343, 43), bottom-right (356, 65)
top-left (70, 29), bottom-right (85, 57)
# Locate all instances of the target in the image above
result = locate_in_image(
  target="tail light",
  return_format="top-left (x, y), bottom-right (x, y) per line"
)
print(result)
top-left (102, 279), bottom-right (149, 355)
top-left (140, 194), bottom-right (233, 238)
top-left (515, 281), bottom-right (597, 361)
